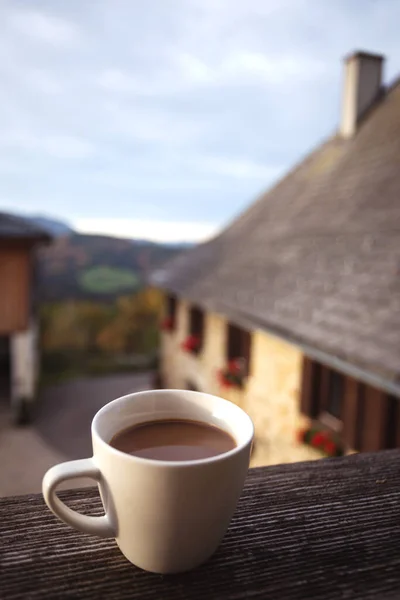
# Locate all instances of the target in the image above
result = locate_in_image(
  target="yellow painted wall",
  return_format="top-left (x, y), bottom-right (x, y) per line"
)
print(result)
top-left (160, 297), bottom-right (321, 467)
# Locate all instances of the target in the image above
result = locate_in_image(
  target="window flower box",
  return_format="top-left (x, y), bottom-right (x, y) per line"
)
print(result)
top-left (298, 425), bottom-right (344, 457)
top-left (181, 335), bottom-right (201, 354)
top-left (218, 358), bottom-right (247, 389)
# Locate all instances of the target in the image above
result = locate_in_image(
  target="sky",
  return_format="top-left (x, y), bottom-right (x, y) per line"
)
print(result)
top-left (1, 0), bottom-right (400, 243)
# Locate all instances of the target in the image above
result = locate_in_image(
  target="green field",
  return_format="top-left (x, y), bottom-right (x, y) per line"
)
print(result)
top-left (79, 266), bottom-right (139, 294)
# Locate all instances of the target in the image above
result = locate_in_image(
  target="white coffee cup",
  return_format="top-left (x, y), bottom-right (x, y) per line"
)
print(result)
top-left (42, 389), bottom-right (254, 574)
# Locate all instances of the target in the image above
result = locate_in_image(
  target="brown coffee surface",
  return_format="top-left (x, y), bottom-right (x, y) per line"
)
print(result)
top-left (110, 419), bottom-right (236, 461)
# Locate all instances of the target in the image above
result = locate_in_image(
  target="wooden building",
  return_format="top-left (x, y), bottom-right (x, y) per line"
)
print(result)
top-left (151, 50), bottom-right (400, 466)
top-left (0, 212), bottom-right (51, 423)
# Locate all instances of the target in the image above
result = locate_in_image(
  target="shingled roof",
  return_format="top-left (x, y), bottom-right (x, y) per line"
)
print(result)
top-left (0, 212), bottom-right (51, 242)
top-left (151, 64), bottom-right (400, 388)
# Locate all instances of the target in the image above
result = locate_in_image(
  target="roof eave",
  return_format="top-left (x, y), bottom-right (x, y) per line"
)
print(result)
top-left (157, 287), bottom-right (400, 398)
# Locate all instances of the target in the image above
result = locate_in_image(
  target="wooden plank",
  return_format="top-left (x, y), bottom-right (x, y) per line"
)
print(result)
top-left (342, 377), bottom-right (359, 450)
top-left (0, 246), bottom-right (31, 333)
top-left (361, 385), bottom-right (390, 452)
top-left (2, 451), bottom-right (400, 599)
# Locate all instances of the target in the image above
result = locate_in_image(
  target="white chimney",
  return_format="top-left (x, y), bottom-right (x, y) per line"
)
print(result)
top-left (340, 51), bottom-right (384, 138)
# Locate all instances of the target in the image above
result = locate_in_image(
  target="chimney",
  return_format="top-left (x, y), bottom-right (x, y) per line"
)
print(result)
top-left (340, 51), bottom-right (384, 138)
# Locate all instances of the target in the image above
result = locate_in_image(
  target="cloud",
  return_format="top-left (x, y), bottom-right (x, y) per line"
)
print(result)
top-left (177, 54), bottom-right (214, 84)
top-left (176, 50), bottom-right (325, 88)
top-left (224, 52), bottom-right (326, 84)
top-left (24, 69), bottom-right (63, 95)
top-left (7, 9), bottom-right (79, 46)
top-left (102, 101), bottom-right (206, 146)
top-left (1, 0), bottom-right (400, 240)
top-left (194, 156), bottom-right (283, 179)
top-left (1, 131), bottom-right (95, 159)
top-left (97, 69), bottom-right (144, 94)
top-left (73, 218), bottom-right (220, 244)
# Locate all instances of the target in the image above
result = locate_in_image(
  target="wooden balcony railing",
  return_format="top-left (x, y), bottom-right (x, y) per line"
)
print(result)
top-left (1, 450), bottom-right (400, 599)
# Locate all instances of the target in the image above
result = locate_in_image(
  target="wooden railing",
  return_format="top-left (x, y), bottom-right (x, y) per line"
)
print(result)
top-left (1, 450), bottom-right (400, 599)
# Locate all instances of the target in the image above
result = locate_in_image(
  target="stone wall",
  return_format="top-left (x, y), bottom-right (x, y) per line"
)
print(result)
top-left (160, 297), bottom-right (321, 467)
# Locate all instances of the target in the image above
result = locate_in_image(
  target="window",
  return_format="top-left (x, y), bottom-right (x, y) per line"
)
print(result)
top-left (167, 295), bottom-right (177, 329)
top-left (189, 306), bottom-right (204, 353)
top-left (300, 357), bottom-right (400, 453)
top-left (226, 323), bottom-right (251, 376)
top-left (326, 370), bottom-right (344, 419)
top-left (300, 361), bottom-right (344, 423)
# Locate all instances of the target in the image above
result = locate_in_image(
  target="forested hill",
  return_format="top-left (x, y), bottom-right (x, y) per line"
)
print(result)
top-left (38, 233), bottom-right (188, 302)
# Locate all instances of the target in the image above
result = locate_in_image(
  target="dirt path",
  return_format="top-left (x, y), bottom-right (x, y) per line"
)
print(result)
top-left (0, 373), bottom-right (152, 497)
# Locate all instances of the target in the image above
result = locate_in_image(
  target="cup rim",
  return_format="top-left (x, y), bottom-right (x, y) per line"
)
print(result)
top-left (92, 389), bottom-right (254, 468)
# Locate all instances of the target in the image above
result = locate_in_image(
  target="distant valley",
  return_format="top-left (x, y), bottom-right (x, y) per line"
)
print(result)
top-left (27, 215), bottom-right (190, 302)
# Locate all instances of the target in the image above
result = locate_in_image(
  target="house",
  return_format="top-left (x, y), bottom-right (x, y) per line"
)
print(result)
top-left (151, 50), bottom-right (400, 467)
top-left (0, 212), bottom-right (51, 424)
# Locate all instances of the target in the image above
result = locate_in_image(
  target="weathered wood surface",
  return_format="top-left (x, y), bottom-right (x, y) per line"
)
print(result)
top-left (1, 450), bottom-right (400, 600)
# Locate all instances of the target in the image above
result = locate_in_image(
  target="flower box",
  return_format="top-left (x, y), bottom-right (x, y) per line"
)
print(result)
top-left (298, 425), bottom-right (344, 457)
top-left (218, 358), bottom-right (247, 389)
top-left (181, 335), bottom-right (201, 354)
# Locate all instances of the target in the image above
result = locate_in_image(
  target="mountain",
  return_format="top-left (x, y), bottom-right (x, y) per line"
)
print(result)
top-left (27, 215), bottom-right (73, 237)
top-left (38, 233), bottom-right (186, 302)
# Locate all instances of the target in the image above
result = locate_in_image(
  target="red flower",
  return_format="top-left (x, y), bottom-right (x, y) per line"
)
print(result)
top-left (324, 440), bottom-right (336, 456)
top-left (302, 426), bottom-right (343, 457)
top-left (311, 432), bottom-right (326, 448)
top-left (181, 335), bottom-right (201, 353)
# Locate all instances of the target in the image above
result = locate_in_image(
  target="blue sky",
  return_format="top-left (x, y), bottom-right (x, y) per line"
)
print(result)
top-left (1, 0), bottom-right (400, 242)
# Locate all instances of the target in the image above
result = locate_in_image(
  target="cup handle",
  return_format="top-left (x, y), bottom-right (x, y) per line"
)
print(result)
top-left (42, 458), bottom-right (115, 538)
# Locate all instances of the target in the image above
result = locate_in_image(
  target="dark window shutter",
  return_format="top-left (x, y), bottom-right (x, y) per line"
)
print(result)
top-left (386, 395), bottom-right (399, 449)
top-left (328, 371), bottom-right (344, 419)
top-left (190, 307), bottom-right (204, 337)
top-left (300, 356), bottom-right (314, 417)
top-left (396, 398), bottom-right (400, 448)
top-left (242, 330), bottom-right (252, 376)
top-left (167, 295), bottom-right (177, 327)
top-left (319, 365), bottom-right (330, 413)
top-left (342, 377), bottom-right (359, 450)
top-left (355, 383), bottom-right (366, 451)
top-left (227, 325), bottom-right (242, 360)
top-left (360, 385), bottom-right (389, 452)
top-left (227, 324), bottom-right (252, 376)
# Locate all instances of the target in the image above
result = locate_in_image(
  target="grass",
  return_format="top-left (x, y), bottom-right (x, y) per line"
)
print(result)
top-left (79, 266), bottom-right (139, 294)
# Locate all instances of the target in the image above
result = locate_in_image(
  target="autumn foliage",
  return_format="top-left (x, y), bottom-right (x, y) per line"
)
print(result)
top-left (41, 288), bottom-right (164, 359)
